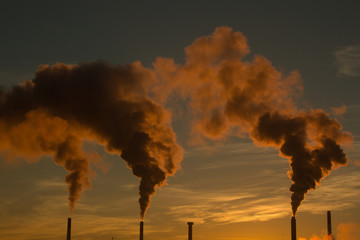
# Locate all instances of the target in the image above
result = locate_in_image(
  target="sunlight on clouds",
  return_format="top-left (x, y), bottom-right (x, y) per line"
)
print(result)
top-left (185, 140), bottom-right (279, 160)
top-left (0, 194), bottom-right (67, 239)
top-left (153, 184), bottom-right (291, 224)
top-left (0, 175), bottom-right (141, 240)
top-left (35, 177), bottom-right (67, 189)
top-left (300, 168), bottom-right (360, 213)
top-left (184, 140), bottom-right (282, 173)
top-left (151, 149), bottom-right (360, 226)
top-left (0, 192), bottom-right (140, 240)
top-left (1, 132), bottom-right (359, 240)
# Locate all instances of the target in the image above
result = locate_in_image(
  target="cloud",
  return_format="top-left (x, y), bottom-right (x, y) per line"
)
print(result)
top-left (0, 176), bottom-right (142, 240)
top-left (299, 168), bottom-right (360, 213)
top-left (35, 178), bottom-right (67, 189)
top-left (331, 104), bottom-right (347, 117)
top-left (160, 186), bottom-right (290, 224)
top-left (335, 45), bottom-right (360, 76)
top-left (148, 158), bottom-right (360, 225)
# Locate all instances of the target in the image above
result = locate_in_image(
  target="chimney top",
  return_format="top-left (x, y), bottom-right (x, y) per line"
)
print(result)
top-left (187, 222), bottom-right (194, 225)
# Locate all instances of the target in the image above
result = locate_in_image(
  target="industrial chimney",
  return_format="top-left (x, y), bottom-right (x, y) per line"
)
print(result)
top-left (187, 222), bottom-right (194, 240)
top-left (291, 216), bottom-right (296, 240)
top-left (327, 211), bottom-right (332, 238)
top-left (139, 221), bottom-right (144, 240)
top-left (67, 217), bottom-right (71, 240)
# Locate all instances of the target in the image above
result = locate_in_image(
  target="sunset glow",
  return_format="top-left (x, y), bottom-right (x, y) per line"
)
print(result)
top-left (1, 1), bottom-right (360, 240)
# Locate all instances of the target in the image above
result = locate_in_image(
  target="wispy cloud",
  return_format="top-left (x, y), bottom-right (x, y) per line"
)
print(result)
top-left (335, 45), bottom-right (360, 76)
top-left (184, 141), bottom-right (282, 172)
top-left (299, 168), bottom-right (360, 213)
top-left (150, 181), bottom-right (291, 224)
top-left (150, 162), bottom-right (360, 226)
top-left (0, 192), bottom-right (140, 240)
top-left (35, 178), bottom-right (67, 189)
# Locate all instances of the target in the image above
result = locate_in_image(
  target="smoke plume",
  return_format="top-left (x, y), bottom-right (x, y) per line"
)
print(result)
top-left (300, 222), bottom-right (360, 240)
top-left (1, 26), bottom-right (351, 217)
top-left (0, 62), bottom-right (183, 217)
top-left (151, 26), bottom-right (352, 215)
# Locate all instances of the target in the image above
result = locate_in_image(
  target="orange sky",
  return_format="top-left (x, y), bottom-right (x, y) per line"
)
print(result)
top-left (1, 1), bottom-right (360, 240)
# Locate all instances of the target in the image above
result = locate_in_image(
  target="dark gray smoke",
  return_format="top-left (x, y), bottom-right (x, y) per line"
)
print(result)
top-left (151, 26), bottom-right (352, 215)
top-left (0, 62), bottom-right (183, 217)
top-left (0, 26), bottom-right (351, 217)
top-left (252, 111), bottom-right (348, 215)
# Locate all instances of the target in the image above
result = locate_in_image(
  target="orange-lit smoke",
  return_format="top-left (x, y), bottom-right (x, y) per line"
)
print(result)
top-left (0, 62), bottom-right (183, 217)
top-left (337, 222), bottom-right (360, 240)
top-left (151, 26), bottom-right (352, 215)
top-left (300, 222), bottom-right (360, 240)
top-left (0, 26), bottom-right (351, 217)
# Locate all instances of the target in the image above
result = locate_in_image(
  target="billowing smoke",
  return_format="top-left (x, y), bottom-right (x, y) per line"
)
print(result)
top-left (151, 26), bottom-right (352, 215)
top-left (1, 26), bottom-right (351, 217)
top-left (0, 62), bottom-right (183, 217)
top-left (252, 111), bottom-right (348, 214)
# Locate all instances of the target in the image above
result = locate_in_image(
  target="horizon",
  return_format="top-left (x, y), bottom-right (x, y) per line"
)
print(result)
top-left (1, 1), bottom-right (360, 240)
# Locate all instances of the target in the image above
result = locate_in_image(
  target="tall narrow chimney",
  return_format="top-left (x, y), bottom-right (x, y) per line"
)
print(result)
top-left (187, 222), bottom-right (194, 240)
top-left (291, 216), bottom-right (296, 240)
top-left (67, 217), bottom-right (71, 240)
top-left (327, 211), bottom-right (332, 237)
top-left (139, 221), bottom-right (144, 240)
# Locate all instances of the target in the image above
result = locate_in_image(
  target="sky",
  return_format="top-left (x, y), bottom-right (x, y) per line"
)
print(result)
top-left (1, 1), bottom-right (360, 240)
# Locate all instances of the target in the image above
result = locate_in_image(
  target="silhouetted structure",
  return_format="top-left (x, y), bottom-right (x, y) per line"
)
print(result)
top-left (327, 211), bottom-right (332, 237)
top-left (187, 222), bottom-right (194, 240)
top-left (291, 216), bottom-right (296, 240)
top-left (67, 217), bottom-right (71, 240)
top-left (139, 221), bottom-right (144, 240)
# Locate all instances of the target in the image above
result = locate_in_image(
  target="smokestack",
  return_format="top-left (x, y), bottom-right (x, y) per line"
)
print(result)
top-left (67, 217), bottom-right (71, 240)
top-left (291, 216), bottom-right (296, 240)
top-left (187, 222), bottom-right (194, 240)
top-left (139, 221), bottom-right (144, 240)
top-left (327, 211), bottom-right (332, 237)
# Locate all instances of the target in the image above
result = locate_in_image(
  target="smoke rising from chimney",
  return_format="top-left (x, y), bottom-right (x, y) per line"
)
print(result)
top-left (0, 26), bottom-right (351, 217)
top-left (150, 26), bottom-right (352, 215)
top-left (0, 62), bottom-right (183, 216)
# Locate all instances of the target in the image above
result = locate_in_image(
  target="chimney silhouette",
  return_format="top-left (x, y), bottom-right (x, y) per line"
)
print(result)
top-left (327, 211), bottom-right (332, 237)
top-left (291, 216), bottom-right (296, 240)
top-left (187, 222), bottom-right (194, 240)
top-left (139, 221), bottom-right (144, 240)
top-left (67, 217), bottom-right (71, 240)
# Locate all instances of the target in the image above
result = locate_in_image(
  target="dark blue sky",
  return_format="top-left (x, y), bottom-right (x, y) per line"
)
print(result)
top-left (1, 1), bottom-right (359, 108)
